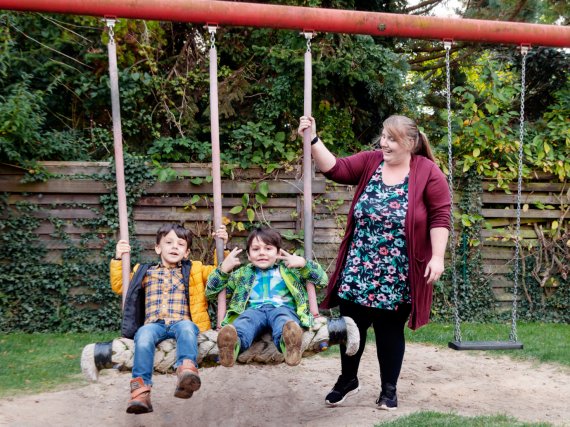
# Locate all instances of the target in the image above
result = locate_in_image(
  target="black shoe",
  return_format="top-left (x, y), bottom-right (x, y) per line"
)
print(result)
top-left (376, 384), bottom-right (398, 411)
top-left (325, 376), bottom-right (360, 407)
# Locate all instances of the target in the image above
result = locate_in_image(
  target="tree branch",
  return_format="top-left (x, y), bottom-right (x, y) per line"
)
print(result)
top-left (410, 47), bottom-right (474, 72)
top-left (408, 46), bottom-right (462, 65)
top-left (404, 0), bottom-right (443, 14)
top-left (508, 0), bottom-right (529, 21)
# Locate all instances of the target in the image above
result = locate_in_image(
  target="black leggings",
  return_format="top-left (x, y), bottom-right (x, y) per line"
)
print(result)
top-left (339, 299), bottom-right (411, 388)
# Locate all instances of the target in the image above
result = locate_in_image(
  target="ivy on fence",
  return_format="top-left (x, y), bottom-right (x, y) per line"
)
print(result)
top-left (0, 154), bottom-right (154, 332)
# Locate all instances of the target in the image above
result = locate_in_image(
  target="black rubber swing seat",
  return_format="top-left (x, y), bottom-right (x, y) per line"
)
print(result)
top-left (448, 340), bottom-right (523, 351)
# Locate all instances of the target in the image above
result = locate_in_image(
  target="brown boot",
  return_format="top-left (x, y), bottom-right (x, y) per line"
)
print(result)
top-left (281, 320), bottom-right (303, 366)
top-left (217, 324), bottom-right (239, 367)
top-left (174, 359), bottom-right (201, 399)
top-left (126, 377), bottom-right (153, 414)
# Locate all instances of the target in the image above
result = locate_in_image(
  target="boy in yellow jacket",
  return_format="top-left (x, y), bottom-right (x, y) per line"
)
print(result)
top-left (110, 223), bottom-right (227, 414)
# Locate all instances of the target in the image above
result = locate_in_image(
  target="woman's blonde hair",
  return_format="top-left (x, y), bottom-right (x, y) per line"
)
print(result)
top-left (373, 115), bottom-right (436, 162)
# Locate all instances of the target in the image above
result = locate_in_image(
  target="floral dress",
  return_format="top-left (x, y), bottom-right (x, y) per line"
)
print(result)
top-left (337, 162), bottom-right (410, 309)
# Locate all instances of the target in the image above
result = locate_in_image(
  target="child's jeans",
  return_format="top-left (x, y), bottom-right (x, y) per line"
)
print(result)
top-left (132, 319), bottom-right (200, 385)
top-left (233, 304), bottom-right (300, 352)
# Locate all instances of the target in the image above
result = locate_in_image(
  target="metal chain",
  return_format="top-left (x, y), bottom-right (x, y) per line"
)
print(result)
top-left (444, 41), bottom-right (461, 343)
top-left (510, 46), bottom-right (529, 342)
top-left (105, 19), bottom-right (116, 45)
top-left (208, 26), bottom-right (217, 50)
top-left (304, 32), bottom-right (313, 53)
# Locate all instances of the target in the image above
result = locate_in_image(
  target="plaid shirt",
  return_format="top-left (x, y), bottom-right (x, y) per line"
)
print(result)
top-left (144, 264), bottom-right (190, 325)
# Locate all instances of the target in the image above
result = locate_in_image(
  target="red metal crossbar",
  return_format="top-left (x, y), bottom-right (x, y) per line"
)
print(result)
top-left (1, 0), bottom-right (569, 48)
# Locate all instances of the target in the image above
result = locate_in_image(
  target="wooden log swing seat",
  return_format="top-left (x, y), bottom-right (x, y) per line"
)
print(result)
top-left (81, 316), bottom-right (359, 381)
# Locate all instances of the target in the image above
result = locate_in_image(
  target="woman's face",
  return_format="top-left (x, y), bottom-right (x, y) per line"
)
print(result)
top-left (378, 130), bottom-right (411, 164)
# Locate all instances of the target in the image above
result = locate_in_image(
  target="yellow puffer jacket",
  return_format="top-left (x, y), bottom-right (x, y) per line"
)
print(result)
top-left (110, 259), bottom-right (215, 332)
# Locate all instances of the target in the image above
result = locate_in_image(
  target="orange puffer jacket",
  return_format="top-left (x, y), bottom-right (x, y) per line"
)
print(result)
top-left (110, 259), bottom-right (214, 333)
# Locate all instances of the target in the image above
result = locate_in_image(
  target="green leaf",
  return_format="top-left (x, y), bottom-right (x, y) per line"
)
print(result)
top-left (265, 163), bottom-right (279, 173)
top-left (544, 142), bottom-right (551, 154)
top-left (229, 206), bottom-right (243, 214)
top-left (247, 208), bottom-right (255, 222)
top-left (258, 182), bottom-right (269, 197)
top-left (255, 193), bottom-right (268, 204)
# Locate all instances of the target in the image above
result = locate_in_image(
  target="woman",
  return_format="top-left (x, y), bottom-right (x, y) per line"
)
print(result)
top-left (298, 115), bottom-right (451, 411)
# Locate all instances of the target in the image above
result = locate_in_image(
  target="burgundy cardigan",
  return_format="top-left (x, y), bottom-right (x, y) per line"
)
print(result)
top-left (321, 151), bottom-right (451, 330)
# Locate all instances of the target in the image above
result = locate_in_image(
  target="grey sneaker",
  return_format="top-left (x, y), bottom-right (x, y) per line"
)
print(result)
top-left (325, 376), bottom-right (360, 407)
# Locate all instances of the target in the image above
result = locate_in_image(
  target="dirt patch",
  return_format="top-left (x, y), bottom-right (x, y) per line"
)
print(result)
top-left (1, 343), bottom-right (568, 426)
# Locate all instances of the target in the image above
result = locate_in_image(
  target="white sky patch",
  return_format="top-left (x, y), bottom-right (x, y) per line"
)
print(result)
top-left (411, 0), bottom-right (464, 18)
top-left (434, 0), bottom-right (464, 17)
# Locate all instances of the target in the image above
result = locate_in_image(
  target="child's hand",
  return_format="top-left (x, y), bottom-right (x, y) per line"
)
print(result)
top-left (220, 247), bottom-right (242, 273)
top-left (115, 240), bottom-right (130, 259)
top-left (212, 224), bottom-right (229, 246)
top-left (276, 249), bottom-right (307, 269)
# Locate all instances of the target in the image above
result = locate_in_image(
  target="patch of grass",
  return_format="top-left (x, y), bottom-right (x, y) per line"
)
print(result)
top-left (323, 322), bottom-right (570, 367)
top-left (318, 321), bottom-right (570, 368)
top-left (0, 332), bottom-right (118, 398)
top-left (406, 322), bottom-right (570, 367)
top-left (376, 411), bottom-right (551, 426)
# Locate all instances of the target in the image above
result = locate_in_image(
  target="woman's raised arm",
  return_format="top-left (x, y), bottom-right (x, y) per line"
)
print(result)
top-left (298, 116), bottom-right (337, 173)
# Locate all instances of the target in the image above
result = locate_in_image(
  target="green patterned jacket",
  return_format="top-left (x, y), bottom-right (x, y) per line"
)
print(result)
top-left (205, 260), bottom-right (328, 328)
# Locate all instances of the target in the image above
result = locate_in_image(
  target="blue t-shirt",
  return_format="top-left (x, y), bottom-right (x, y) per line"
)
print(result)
top-left (248, 265), bottom-right (295, 309)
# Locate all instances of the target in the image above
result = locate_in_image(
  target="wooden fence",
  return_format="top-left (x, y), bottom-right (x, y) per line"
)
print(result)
top-left (1, 162), bottom-right (568, 308)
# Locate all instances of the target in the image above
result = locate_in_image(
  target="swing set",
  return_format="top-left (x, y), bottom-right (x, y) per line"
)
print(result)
top-left (3, 0), bottom-right (569, 353)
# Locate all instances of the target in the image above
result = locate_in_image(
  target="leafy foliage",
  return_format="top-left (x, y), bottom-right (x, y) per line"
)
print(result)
top-left (0, 80), bottom-right (45, 165)
top-left (0, 7), bottom-right (414, 173)
top-left (424, 51), bottom-right (569, 191)
top-left (530, 80), bottom-right (570, 180)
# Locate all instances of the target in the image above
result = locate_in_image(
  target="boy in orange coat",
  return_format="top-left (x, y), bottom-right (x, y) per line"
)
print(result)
top-left (110, 223), bottom-right (227, 414)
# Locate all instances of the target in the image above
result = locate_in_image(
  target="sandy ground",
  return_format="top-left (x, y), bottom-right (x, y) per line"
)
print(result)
top-left (0, 343), bottom-right (569, 427)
